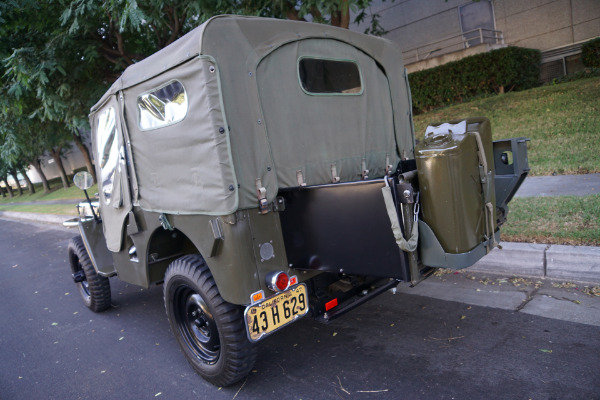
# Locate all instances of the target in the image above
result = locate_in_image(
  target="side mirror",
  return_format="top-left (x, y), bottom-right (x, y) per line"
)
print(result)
top-left (73, 171), bottom-right (94, 190)
top-left (73, 171), bottom-right (100, 223)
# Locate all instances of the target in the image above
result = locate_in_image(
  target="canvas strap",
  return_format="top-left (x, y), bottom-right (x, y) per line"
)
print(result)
top-left (381, 181), bottom-right (418, 253)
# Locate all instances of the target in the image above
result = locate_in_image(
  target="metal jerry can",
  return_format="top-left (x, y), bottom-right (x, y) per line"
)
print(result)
top-left (415, 118), bottom-right (497, 255)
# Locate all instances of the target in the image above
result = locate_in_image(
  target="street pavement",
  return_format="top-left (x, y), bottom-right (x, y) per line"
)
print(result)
top-left (1, 219), bottom-right (599, 400)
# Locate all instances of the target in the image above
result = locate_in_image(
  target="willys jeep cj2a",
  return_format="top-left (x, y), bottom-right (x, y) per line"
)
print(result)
top-left (65, 16), bottom-right (529, 386)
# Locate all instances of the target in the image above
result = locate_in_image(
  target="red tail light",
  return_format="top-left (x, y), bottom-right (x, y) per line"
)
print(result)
top-left (266, 271), bottom-right (289, 292)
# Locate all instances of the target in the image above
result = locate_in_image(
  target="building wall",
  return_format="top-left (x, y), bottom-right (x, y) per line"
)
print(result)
top-left (351, 0), bottom-right (600, 63)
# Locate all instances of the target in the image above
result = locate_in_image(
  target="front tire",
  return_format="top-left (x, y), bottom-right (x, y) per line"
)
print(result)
top-left (67, 236), bottom-right (111, 312)
top-left (164, 255), bottom-right (257, 386)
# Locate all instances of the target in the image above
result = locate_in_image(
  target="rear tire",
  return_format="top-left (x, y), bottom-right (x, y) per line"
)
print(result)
top-left (164, 255), bottom-right (257, 386)
top-left (68, 236), bottom-right (111, 312)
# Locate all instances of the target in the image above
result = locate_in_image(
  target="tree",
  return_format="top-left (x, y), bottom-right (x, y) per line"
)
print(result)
top-left (1, 0), bottom-right (389, 190)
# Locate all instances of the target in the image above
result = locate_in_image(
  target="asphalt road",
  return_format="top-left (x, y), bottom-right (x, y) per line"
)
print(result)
top-left (1, 219), bottom-right (599, 400)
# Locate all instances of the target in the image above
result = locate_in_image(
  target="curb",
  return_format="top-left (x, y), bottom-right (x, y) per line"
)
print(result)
top-left (468, 242), bottom-right (600, 285)
top-left (2, 210), bottom-right (599, 285)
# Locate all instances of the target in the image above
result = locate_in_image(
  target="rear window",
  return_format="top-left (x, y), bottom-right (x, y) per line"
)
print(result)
top-left (298, 57), bottom-right (362, 95)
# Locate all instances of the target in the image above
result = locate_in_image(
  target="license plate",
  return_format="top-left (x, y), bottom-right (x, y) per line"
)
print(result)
top-left (244, 284), bottom-right (309, 342)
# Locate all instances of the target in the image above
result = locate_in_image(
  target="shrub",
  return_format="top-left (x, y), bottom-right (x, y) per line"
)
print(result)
top-left (581, 37), bottom-right (600, 68)
top-left (408, 47), bottom-right (541, 114)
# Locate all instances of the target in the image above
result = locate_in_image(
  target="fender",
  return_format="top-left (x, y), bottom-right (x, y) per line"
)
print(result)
top-left (78, 219), bottom-right (116, 277)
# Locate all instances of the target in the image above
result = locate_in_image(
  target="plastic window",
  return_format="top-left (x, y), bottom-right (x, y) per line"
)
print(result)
top-left (138, 80), bottom-right (188, 130)
top-left (96, 107), bottom-right (119, 204)
top-left (298, 57), bottom-right (363, 95)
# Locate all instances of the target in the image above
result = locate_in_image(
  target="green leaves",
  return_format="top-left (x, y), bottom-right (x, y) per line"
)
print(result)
top-left (409, 47), bottom-right (542, 114)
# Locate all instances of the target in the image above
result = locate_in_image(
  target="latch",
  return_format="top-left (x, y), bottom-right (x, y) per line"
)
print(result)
top-left (159, 213), bottom-right (174, 231)
top-left (296, 170), bottom-right (307, 187)
top-left (331, 164), bottom-right (340, 183)
top-left (361, 159), bottom-right (369, 180)
top-left (256, 178), bottom-right (269, 214)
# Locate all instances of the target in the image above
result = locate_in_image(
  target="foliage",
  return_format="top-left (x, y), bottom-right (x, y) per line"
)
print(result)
top-left (409, 47), bottom-right (541, 114)
top-left (0, 0), bottom-right (387, 184)
top-left (581, 37), bottom-right (600, 68)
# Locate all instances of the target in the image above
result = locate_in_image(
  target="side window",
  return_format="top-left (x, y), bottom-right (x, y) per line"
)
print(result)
top-left (96, 107), bottom-right (119, 204)
top-left (137, 80), bottom-right (188, 130)
top-left (298, 57), bottom-right (363, 95)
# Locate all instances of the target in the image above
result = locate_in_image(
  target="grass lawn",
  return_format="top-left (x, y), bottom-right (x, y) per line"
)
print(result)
top-left (413, 76), bottom-right (600, 176)
top-left (0, 179), bottom-right (97, 204)
top-left (501, 195), bottom-right (600, 246)
top-left (0, 203), bottom-right (78, 216)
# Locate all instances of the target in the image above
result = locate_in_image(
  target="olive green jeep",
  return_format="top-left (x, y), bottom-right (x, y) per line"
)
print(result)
top-left (66, 15), bottom-right (529, 387)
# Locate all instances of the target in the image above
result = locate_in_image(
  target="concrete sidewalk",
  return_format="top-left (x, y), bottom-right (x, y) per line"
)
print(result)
top-left (514, 173), bottom-right (600, 197)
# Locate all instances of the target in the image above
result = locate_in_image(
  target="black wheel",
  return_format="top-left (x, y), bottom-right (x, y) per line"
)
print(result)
top-left (164, 255), bottom-right (257, 387)
top-left (67, 236), bottom-right (111, 312)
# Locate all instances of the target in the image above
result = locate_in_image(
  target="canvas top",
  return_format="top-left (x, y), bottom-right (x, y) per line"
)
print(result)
top-left (90, 15), bottom-right (415, 216)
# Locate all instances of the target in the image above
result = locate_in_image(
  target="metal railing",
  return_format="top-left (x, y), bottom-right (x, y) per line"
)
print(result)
top-left (402, 28), bottom-right (504, 65)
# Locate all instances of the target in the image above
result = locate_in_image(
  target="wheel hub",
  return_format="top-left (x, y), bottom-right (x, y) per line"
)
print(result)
top-left (175, 288), bottom-right (221, 364)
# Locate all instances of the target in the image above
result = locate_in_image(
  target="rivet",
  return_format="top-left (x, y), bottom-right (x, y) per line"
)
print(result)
top-left (248, 72), bottom-right (253, 77)
top-left (219, 127), bottom-right (225, 134)
top-left (209, 66), bottom-right (216, 73)
top-left (267, 166), bottom-right (271, 171)
top-left (229, 185), bottom-right (235, 191)
top-left (257, 119), bottom-right (262, 125)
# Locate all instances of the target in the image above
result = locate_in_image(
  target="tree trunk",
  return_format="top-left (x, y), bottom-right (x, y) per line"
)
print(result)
top-left (51, 147), bottom-right (71, 189)
top-left (72, 130), bottom-right (97, 183)
top-left (1, 178), bottom-right (14, 198)
top-left (19, 168), bottom-right (36, 195)
top-left (9, 169), bottom-right (24, 196)
top-left (0, 185), bottom-right (5, 198)
top-left (31, 159), bottom-right (51, 193)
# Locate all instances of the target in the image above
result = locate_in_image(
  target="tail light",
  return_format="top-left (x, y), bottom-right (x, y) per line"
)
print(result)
top-left (266, 271), bottom-right (289, 292)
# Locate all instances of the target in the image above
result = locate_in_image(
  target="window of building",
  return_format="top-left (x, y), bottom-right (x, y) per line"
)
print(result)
top-left (459, 1), bottom-right (496, 47)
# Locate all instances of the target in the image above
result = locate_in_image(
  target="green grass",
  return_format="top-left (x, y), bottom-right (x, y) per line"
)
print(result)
top-left (413, 76), bottom-right (600, 176)
top-left (501, 195), bottom-right (600, 246)
top-left (0, 203), bottom-right (78, 216)
top-left (0, 179), bottom-right (97, 204)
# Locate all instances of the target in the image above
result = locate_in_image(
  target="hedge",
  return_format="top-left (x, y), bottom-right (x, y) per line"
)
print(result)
top-left (408, 47), bottom-right (541, 114)
top-left (582, 37), bottom-right (600, 68)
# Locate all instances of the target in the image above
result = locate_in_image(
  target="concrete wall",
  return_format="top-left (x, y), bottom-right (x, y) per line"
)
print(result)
top-left (351, 0), bottom-right (600, 64)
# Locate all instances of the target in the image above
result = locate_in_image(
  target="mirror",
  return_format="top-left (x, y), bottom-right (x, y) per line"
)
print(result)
top-left (73, 171), bottom-right (94, 190)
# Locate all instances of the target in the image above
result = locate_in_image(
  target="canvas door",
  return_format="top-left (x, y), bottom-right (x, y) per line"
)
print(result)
top-left (93, 95), bottom-right (132, 252)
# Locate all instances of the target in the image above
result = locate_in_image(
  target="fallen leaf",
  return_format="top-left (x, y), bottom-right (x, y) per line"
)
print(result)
top-left (51, 322), bottom-right (58, 326)
top-left (539, 349), bottom-right (552, 353)
top-left (119, 337), bottom-right (124, 341)
top-left (332, 332), bottom-right (337, 337)
top-left (64, 293), bottom-right (69, 296)
top-left (460, 315), bottom-right (466, 320)
top-left (155, 392), bottom-right (162, 397)
top-left (12, 264), bottom-right (18, 268)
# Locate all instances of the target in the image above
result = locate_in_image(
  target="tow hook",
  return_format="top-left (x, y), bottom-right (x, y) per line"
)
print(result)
top-left (72, 270), bottom-right (86, 283)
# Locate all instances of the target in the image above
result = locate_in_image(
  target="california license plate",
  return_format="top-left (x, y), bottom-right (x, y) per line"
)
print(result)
top-left (244, 284), bottom-right (309, 342)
